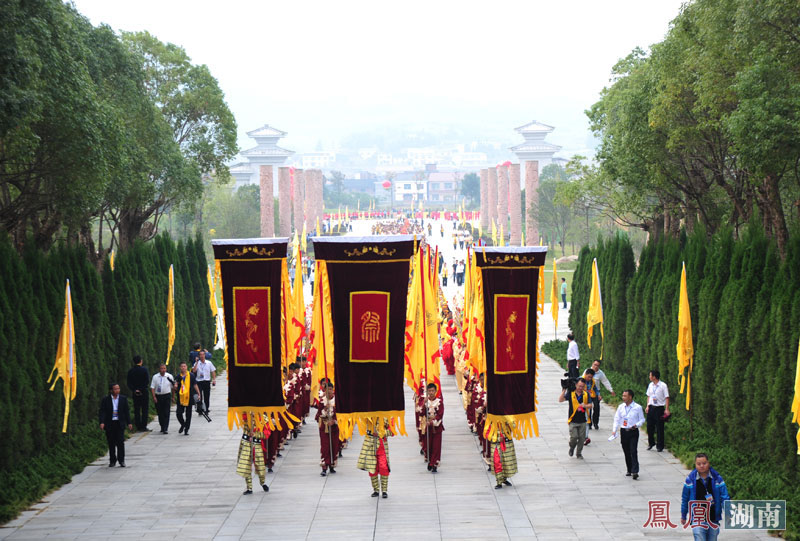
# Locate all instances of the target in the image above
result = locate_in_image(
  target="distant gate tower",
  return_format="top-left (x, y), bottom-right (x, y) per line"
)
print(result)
top-left (511, 121), bottom-right (561, 246)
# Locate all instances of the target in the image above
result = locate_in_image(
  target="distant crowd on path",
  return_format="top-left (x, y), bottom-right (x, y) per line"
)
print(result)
top-left (370, 218), bottom-right (424, 236)
top-left (99, 342), bottom-right (217, 467)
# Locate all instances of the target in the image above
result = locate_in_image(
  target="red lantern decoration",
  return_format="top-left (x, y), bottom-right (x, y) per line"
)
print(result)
top-left (382, 180), bottom-right (392, 189)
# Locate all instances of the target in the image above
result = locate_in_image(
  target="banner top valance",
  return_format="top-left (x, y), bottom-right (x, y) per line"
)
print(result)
top-left (475, 246), bottom-right (547, 268)
top-left (313, 235), bottom-right (416, 262)
top-left (212, 238), bottom-right (290, 260)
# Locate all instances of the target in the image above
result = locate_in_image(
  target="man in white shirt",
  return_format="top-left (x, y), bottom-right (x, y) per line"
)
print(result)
top-left (582, 359), bottom-right (615, 430)
top-left (192, 350), bottom-right (216, 413)
top-left (566, 333), bottom-right (580, 378)
top-left (612, 389), bottom-right (645, 479)
top-left (645, 369), bottom-right (670, 452)
top-left (150, 363), bottom-right (175, 434)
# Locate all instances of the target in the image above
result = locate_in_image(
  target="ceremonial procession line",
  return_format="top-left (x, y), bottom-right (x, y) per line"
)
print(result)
top-left (0, 305), bottom-right (766, 541)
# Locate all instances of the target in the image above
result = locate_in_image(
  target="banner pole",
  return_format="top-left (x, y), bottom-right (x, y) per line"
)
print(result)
top-left (317, 260), bottom-right (334, 467)
top-left (420, 247), bottom-right (431, 465)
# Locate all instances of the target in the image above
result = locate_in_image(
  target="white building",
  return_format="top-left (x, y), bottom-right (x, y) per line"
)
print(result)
top-left (232, 125), bottom-right (294, 192)
top-left (299, 151), bottom-right (336, 169)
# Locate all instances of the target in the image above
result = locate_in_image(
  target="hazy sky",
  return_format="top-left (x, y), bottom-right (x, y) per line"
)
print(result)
top-left (73, 0), bottom-right (686, 158)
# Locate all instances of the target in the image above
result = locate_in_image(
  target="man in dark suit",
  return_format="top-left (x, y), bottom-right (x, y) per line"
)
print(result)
top-left (126, 355), bottom-right (150, 432)
top-left (99, 383), bottom-right (132, 467)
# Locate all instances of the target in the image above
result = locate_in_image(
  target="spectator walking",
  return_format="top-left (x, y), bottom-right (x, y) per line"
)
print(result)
top-left (566, 333), bottom-right (580, 378)
top-left (611, 389), bottom-right (645, 479)
top-left (681, 453), bottom-right (730, 539)
top-left (98, 383), bottom-right (131, 467)
top-left (558, 378), bottom-right (592, 459)
top-left (174, 361), bottom-right (201, 436)
top-left (126, 355), bottom-right (151, 432)
top-left (192, 350), bottom-right (216, 413)
top-left (561, 277), bottom-right (568, 308)
top-left (645, 369), bottom-right (670, 451)
top-left (150, 363), bottom-right (174, 433)
top-left (189, 342), bottom-right (211, 366)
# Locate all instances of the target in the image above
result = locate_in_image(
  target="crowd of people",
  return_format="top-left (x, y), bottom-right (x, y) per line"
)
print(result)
top-left (96, 216), bottom-right (730, 537)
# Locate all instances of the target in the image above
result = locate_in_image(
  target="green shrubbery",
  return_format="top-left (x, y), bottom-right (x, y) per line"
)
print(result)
top-left (0, 233), bottom-right (214, 523)
top-left (559, 225), bottom-right (800, 538)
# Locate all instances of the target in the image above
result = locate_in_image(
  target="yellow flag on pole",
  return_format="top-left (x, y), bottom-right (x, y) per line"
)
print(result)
top-left (491, 219), bottom-right (497, 246)
top-left (586, 258), bottom-right (604, 358)
top-left (499, 224), bottom-right (505, 247)
top-left (550, 260), bottom-right (559, 331)
top-left (302, 222), bottom-right (308, 251)
top-left (166, 264), bottom-right (176, 366)
top-left (316, 217), bottom-right (321, 237)
top-left (48, 279), bottom-right (77, 433)
top-left (677, 262), bottom-right (694, 410)
top-left (791, 337), bottom-right (800, 454)
top-left (207, 265), bottom-right (221, 348)
top-left (289, 243), bottom-right (306, 358)
top-left (109, 250), bottom-right (115, 271)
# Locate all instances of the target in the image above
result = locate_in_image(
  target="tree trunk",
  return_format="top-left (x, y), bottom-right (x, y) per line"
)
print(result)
top-left (117, 209), bottom-right (146, 251)
top-left (763, 175), bottom-right (789, 258)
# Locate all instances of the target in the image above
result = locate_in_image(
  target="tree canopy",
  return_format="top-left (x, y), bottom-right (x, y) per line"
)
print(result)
top-left (0, 1), bottom-right (237, 260)
top-left (582, 0), bottom-right (800, 256)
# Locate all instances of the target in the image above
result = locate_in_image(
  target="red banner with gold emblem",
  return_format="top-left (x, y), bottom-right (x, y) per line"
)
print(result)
top-left (350, 291), bottom-right (390, 363)
top-left (212, 238), bottom-right (297, 432)
top-left (312, 236), bottom-right (416, 438)
top-left (476, 246), bottom-right (547, 440)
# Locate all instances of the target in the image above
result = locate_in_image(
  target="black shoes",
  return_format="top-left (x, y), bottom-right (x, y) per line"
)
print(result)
top-left (243, 489), bottom-right (253, 495)
top-left (382, 492), bottom-right (388, 499)
top-left (427, 464), bottom-right (432, 471)
top-left (119, 462), bottom-right (126, 467)
top-left (184, 431), bottom-right (189, 436)
top-left (268, 467), bottom-right (273, 473)
top-left (626, 472), bottom-right (632, 477)
top-left (633, 473), bottom-right (639, 480)
top-left (647, 445), bottom-right (654, 450)
top-left (338, 450), bottom-right (343, 458)
top-left (329, 467), bottom-right (336, 474)
top-left (657, 449), bottom-right (664, 452)
top-left (371, 491), bottom-right (379, 497)
top-left (503, 480), bottom-right (512, 486)
top-left (262, 484), bottom-right (269, 492)
top-left (495, 484), bottom-right (503, 490)
top-left (431, 466), bottom-right (437, 473)
top-left (569, 446), bottom-right (575, 457)
top-left (109, 462), bottom-right (116, 467)
top-left (179, 426), bottom-right (185, 434)
top-left (321, 470), bottom-right (327, 477)
top-left (576, 454), bottom-right (584, 459)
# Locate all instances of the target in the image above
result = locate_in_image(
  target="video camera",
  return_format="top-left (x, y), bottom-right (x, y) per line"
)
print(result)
top-left (195, 394), bottom-right (212, 423)
top-left (560, 372), bottom-right (578, 393)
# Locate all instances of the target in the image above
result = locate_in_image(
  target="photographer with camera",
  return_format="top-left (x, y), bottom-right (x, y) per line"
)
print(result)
top-left (582, 360), bottom-right (615, 430)
top-left (174, 361), bottom-right (201, 436)
top-left (191, 349), bottom-right (216, 413)
top-left (558, 378), bottom-right (593, 459)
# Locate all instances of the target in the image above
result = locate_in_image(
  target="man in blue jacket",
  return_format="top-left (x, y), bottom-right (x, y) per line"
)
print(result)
top-left (681, 453), bottom-right (730, 540)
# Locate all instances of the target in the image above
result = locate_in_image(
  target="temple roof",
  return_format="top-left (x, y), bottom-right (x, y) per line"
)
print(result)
top-left (514, 120), bottom-right (555, 134)
top-left (246, 124), bottom-right (287, 138)
top-left (240, 145), bottom-right (295, 157)
top-left (509, 141), bottom-right (562, 152)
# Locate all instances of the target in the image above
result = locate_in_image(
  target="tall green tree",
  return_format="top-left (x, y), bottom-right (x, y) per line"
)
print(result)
top-left (460, 172), bottom-right (480, 207)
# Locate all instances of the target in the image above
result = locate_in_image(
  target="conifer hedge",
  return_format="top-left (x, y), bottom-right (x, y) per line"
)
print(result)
top-left (0, 232), bottom-right (214, 522)
top-left (565, 226), bottom-right (800, 536)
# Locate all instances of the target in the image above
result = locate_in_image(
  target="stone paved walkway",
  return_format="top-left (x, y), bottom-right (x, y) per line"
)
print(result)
top-left (0, 221), bottom-right (770, 540)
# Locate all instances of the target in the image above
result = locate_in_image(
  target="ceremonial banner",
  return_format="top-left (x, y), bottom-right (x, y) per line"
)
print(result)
top-left (313, 235), bottom-right (416, 439)
top-left (212, 238), bottom-right (297, 432)
top-left (476, 246), bottom-right (547, 440)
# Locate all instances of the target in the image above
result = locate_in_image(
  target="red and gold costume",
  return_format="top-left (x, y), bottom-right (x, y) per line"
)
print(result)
top-left (422, 395), bottom-right (444, 469)
top-left (315, 394), bottom-right (339, 473)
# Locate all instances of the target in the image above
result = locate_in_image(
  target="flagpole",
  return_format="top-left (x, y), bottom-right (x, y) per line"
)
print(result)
top-left (317, 261), bottom-right (334, 468)
top-left (419, 247), bottom-right (431, 466)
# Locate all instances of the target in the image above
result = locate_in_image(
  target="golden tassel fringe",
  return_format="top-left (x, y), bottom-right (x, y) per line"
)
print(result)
top-left (335, 411), bottom-right (407, 441)
top-left (226, 407), bottom-right (300, 432)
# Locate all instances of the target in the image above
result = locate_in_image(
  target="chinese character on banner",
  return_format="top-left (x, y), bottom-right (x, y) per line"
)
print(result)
top-left (685, 501), bottom-right (718, 530)
top-left (757, 502), bottom-right (783, 530)
top-left (643, 501), bottom-right (678, 529)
